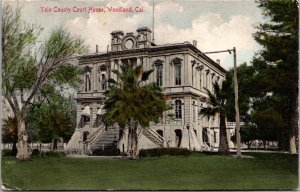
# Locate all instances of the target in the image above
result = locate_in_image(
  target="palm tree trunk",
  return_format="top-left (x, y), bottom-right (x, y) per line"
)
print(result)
top-left (127, 119), bottom-right (139, 159)
top-left (16, 115), bottom-right (31, 160)
top-left (219, 113), bottom-right (229, 155)
top-left (131, 122), bottom-right (139, 159)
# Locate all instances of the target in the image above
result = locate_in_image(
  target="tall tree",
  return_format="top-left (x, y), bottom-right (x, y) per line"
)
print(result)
top-left (226, 63), bottom-right (256, 122)
top-left (103, 61), bottom-right (169, 159)
top-left (2, 5), bottom-right (86, 159)
top-left (200, 80), bottom-right (231, 155)
top-left (253, 0), bottom-right (298, 153)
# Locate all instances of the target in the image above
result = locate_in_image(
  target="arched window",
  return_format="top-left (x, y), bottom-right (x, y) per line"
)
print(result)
top-left (101, 74), bottom-right (107, 90)
top-left (85, 74), bottom-right (91, 92)
top-left (99, 65), bottom-right (108, 91)
top-left (175, 100), bottom-right (182, 119)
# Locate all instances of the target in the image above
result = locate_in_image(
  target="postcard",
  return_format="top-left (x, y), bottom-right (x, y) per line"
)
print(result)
top-left (1, 0), bottom-right (298, 191)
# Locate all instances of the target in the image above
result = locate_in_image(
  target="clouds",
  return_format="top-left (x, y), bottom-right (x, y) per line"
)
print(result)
top-left (64, 0), bottom-right (258, 69)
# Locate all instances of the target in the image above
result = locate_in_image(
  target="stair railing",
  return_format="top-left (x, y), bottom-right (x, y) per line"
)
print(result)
top-left (202, 129), bottom-right (212, 151)
top-left (143, 128), bottom-right (165, 147)
top-left (87, 123), bottom-right (105, 145)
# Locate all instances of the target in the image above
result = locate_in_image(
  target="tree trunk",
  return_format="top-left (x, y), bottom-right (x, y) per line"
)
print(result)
top-left (53, 139), bottom-right (58, 150)
top-left (218, 113), bottom-right (229, 155)
top-left (127, 119), bottom-right (139, 159)
top-left (289, 92), bottom-right (298, 154)
top-left (16, 116), bottom-right (31, 160)
top-left (11, 141), bottom-right (17, 156)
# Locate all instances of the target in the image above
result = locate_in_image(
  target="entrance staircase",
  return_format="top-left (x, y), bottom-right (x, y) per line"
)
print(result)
top-left (90, 127), bottom-right (120, 151)
top-left (142, 128), bottom-right (165, 147)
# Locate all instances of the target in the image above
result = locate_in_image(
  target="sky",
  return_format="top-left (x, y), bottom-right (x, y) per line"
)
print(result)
top-left (4, 0), bottom-right (267, 70)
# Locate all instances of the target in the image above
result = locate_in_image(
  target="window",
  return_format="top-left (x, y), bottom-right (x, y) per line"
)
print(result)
top-left (175, 100), bottom-right (182, 119)
top-left (214, 131), bottom-right (217, 144)
top-left (175, 64), bottom-right (181, 85)
top-left (205, 70), bottom-right (210, 89)
top-left (193, 103), bottom-right (196, 122)
top-left (172, 58), bottom-right (182, 85)
top-left (85, 74), bottom-right (91, 92)
top-left (203, 128), bottom-right (209, 143)
top-left (156, 65), bottom-right (163, 86)
top-left (199, 71), bottom-right (202, 89)
top-left (154, 59), bottom-right (164, 86)
top-left (101, 74), bottom-right (107, 90)
top-left (82, 116), bottom-right (90, 123)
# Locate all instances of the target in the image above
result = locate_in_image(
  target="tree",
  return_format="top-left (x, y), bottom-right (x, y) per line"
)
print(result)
top-left (103, 61), bottom-right (169, 159)
top-left (26, 93), bottom-right (76, 149)
top-left (2, 5), bottom-right (86, 159)
top-left (226, 63), bottom-right (256, 122)
top-left (231, 123), bottom-right (258, 149)
top-left (2, 116), bottom-right (18, 155)
top-left (200, 80), bottom-right (231, 155)
top-left (253, 0), bottom-right (298, 153)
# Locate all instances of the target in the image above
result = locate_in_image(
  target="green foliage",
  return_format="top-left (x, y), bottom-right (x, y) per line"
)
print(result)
top-left (103, 61), bottom-right (169, 130)
top-left (31, 149), bottom-right (41, 156)
top-left (227, 1), bottom-right (299, 151)
top-left (226, 63), bottom-right (256, 122)
top-left (26, 95), bottom-right (76, 143)
top-left (2, 149), bottom-right (14, 157)
top-left (139, 148), bottom-right (192, 157)
top-left (103, 61), bottom-right (169, 158)
top-left (49, 64), bottom-right (84, 89)
top-left (2, 5), bottom-right (41, 95)
top-left (200, 81), bottom-right (228, 118)
top-left (253, 0), bottom-right (298, 131)
top-left (2, 116), bottom-right (18, 144)
top-left (200, 80), bottom-right (231, 155)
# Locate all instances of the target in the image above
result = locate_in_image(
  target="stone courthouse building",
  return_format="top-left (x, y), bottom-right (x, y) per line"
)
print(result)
top-left (66, 27), bottom-right (228, 154)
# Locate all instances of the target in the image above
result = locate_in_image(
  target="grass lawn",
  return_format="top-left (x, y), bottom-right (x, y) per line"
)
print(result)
top-left (2, 152), bottom-right (298, 190)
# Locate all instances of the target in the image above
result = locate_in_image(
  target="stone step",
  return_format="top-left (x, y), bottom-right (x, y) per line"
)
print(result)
top-left (90, 127), bottom-right (120, 150)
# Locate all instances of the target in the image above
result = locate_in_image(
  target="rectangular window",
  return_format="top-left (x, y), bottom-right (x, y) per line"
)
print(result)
top-left (175, 65), bottom-right (181, 85)
top-left (193, 104), bottom-right (196, 122)
top-left (156, 66), bottom-right (163, 86)
top-left (175, 100), bottom-right (182, 119)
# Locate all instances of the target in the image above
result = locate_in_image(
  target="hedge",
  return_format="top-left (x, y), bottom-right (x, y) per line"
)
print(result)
top-left (139, 148), bottom-right (192, 157)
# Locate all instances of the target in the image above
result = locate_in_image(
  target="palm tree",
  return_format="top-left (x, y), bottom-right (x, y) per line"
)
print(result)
top-left (200, 81), bottom-right (230, 155)
top-left (103, 61), bottom-right (169, 159)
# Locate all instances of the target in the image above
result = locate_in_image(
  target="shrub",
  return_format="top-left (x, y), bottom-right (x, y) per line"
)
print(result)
top-left (2, 149), bottom-right (13, 157)
top-left (31, 149), bottom-right (40, 156)
top-left (139, 148), bottom-right (192, 157)
top-left (41, 151), bottom-right (66, 157)
top-left (92, 146), bottom-right (120, 156)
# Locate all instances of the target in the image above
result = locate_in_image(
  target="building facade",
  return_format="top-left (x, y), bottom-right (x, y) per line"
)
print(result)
top-left (66, 27), bottom-right (229, 154)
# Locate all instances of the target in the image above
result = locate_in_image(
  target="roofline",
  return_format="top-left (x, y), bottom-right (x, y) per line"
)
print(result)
top-left (78, 43), bottom-right (226, 73)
